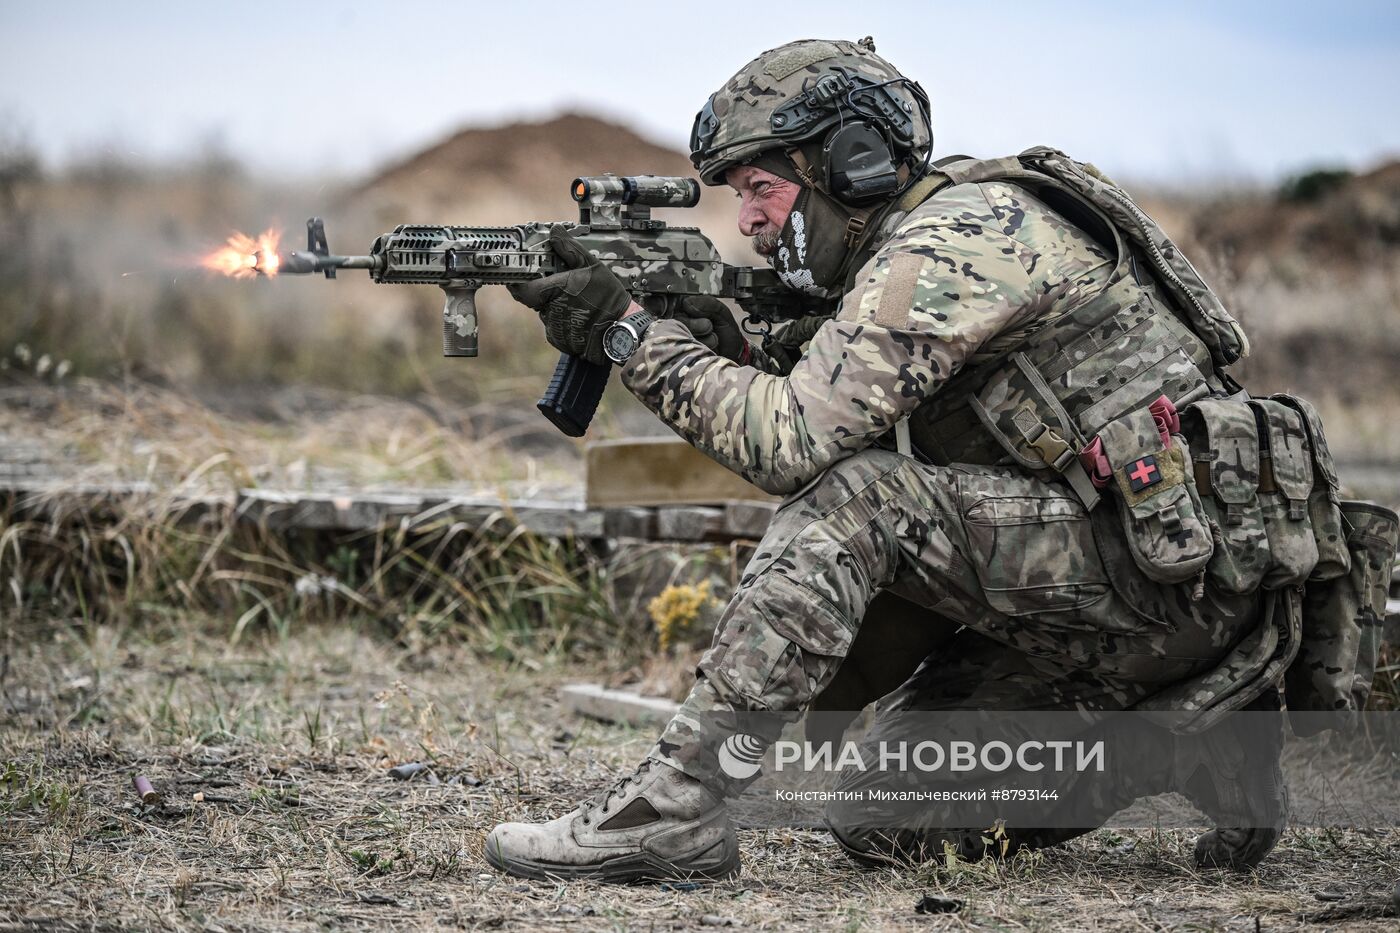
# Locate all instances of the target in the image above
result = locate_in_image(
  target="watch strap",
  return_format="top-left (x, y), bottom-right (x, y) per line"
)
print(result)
top-left (623, 309), bottom-right (659, 339)
top-left (605, 309), bottom-right (660, 364)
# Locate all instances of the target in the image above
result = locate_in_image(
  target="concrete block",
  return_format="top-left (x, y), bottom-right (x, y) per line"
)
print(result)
top-left (655, 506), bottom-right (724, 541)
top-left (603, 507), bottom-right (656, 540)
top-left (560, 683), bottom-right (680, 729)
top-left (585, 437), bottom-right (774, 508)
top-left (723, 501), bottom-right (777, 539)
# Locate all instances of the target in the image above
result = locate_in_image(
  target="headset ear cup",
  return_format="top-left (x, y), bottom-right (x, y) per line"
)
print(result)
top-left (824, 122), bottom-right (902, 204)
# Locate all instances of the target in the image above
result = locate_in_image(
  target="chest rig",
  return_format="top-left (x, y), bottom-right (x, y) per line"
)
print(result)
top-left (900, 149), bottom-right (1248, 506)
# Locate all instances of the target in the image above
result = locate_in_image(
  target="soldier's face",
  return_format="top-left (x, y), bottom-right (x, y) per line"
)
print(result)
top-left (726, 165), bottom-right (802, 256)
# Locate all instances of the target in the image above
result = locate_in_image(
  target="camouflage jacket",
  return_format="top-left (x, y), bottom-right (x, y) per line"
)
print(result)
top-left (621, 180), bottom-right (1114, 495)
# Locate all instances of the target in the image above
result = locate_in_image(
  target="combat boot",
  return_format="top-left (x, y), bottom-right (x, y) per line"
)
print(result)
top-left (484, 758), bottom-right (740, 882)
top-left (1182, 687), bottom-right (1288, 870)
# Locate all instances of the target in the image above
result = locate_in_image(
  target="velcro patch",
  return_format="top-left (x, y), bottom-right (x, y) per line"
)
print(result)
top-left (873, 252), bottom-right (923, 328)
top-left (762, 42), bottom-right (840, 80)
top-left (1125, 455), bottom-right (1161, 493)
top-left (1114, 445), bottom-right (1186, 508)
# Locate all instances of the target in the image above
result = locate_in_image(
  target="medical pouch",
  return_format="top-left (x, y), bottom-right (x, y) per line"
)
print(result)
top-left (1248, 398), bottom-right (1318, 588)
top-left (1097, 407), bottom-right (1213, 584)
top-left (1182, 398), bottom-right (1270, 594)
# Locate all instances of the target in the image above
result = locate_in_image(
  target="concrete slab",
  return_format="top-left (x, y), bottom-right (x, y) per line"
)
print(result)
top-left (559, 683), bottom-right (680, 729)
top-left (584, 437), bottom-right (774, 508)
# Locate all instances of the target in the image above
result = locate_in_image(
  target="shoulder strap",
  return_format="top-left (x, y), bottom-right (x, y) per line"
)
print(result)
top-left (937, 154), bottom-right (1024, 185)
top-left (1017, 147), bottom-right (1249, 368)
top-left (904, 155), bottom-right (1132, 279)
top-left (892, 172), bottom-right (947, 212)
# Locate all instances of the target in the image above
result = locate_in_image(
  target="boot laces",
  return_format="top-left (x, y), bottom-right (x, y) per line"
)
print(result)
top-left (581, 759), bottom-right (654, 824)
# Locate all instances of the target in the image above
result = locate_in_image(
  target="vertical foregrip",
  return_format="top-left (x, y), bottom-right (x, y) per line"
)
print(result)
top-left (537, 353), bottom-right (612, 437)
top-left (442, 287), bottom-right (479, 357)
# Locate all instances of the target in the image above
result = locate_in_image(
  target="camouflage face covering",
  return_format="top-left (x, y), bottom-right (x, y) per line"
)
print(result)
top-left (770, 184), bottom-right (852, 296)
top-left (749, 149), bottom-right (857, 298)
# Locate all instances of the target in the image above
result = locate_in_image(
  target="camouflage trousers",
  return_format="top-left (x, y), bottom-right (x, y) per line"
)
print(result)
top-left (650, 448), bottom-right (1263, 798)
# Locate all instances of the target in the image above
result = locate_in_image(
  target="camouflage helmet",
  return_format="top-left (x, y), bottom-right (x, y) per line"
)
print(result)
top-left (689, 37), bottom-right (932, 188)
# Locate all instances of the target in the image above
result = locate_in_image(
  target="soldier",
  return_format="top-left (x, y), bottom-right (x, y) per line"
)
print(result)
top-left (487, 38), bottom-right (1392, 882)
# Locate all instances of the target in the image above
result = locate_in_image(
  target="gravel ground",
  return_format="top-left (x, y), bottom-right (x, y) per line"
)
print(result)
top-left (2, 624), bottom-right (1398, 931)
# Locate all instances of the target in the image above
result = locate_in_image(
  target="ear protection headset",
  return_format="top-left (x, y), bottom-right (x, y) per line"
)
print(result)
top-left (768, 68), bottom-right (934, 206)
top-left (824, 121), bottom-right (903, 202)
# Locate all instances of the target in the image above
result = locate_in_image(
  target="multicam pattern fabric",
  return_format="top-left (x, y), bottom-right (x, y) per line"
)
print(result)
top-left (690, 38), bottom-right (930, 186)
top-left (621, 181), bottom-right (1113, 496)
top-left (648, 449), bottom-right (1263, 793)
top-left (620, 154), bottom-right (1374, 804)
top-left (1288, 501), bottom-right (1400, 726)
top-left (624, 174), bottom-right (1278, 788)
top-left (1015, 147), bottom-right (1250, 369)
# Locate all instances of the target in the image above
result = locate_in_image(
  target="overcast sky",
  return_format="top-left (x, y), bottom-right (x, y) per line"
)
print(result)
top-left (3, 0), bottom-right (1398, 184)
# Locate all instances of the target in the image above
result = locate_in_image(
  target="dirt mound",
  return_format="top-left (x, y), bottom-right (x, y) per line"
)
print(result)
top-left (363, 112), bottom-right (693, 201)
top-left (358, 111), bottom-right (1400, 282)
top-left (352, 112), bottom-right (751, 262)
top-left (1191, 160), bottom-right (1400, 275)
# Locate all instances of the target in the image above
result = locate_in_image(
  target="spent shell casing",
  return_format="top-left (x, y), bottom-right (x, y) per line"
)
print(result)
top-left (132, 774), bottom-right (160, 806)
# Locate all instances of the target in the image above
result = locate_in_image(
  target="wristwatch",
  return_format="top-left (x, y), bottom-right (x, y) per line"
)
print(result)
top-left (602, 310), bottom-right (659, 364)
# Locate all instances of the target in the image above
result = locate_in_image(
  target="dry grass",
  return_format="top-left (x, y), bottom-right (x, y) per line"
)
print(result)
top-left (8, 372), bottom-right (1394, 712)
top-left (2, 144), bottom-right (1399, 928)
top-left (2, 627), bottom-right (1398, 932)
top-left (0, 374), bottom-right (741, 680)
top-left (0, 370), bottom-right (578, 492)
top-left (0, 136), bottom-right (672, 425)
top-left (5, 132), bottom-right (1400, 462)
top-left (0, 382), bottom-right (1396, 929)
top-left (1224, 264), bottom-right (1400, 468)
top-left (0, 474), bottom-right (734, 670)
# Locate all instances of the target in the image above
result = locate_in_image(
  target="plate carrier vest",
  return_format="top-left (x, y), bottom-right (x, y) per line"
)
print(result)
top-left (881, 148), bottom-right (1397, 730)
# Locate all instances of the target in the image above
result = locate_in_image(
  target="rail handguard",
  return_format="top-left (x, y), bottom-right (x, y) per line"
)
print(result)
top-left (257, 175), bottom-right (807, 437)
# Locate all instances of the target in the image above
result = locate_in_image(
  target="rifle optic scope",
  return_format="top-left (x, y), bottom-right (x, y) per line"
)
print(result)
top-left (571, 175), bottom-right (700, 209)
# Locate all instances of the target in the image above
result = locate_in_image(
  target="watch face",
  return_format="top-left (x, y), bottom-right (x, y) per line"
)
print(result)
top-left (604, 323), bottom-right (638, 363)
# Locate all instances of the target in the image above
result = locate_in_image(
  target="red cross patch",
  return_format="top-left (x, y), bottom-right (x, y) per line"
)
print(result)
top-left (1125, 455), bottom-right (1161, 493)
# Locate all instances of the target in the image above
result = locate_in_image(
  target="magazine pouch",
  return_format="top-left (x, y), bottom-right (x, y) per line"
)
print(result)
top-left (1272, 394), bottom-right (1350, 581)
top-left (1182, 398), bottom-right (1269, 594)
top-left (1247, 398), bottom-right (1318, 588)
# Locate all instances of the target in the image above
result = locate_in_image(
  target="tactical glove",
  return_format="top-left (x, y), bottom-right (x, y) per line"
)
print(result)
top-left (507, 226), bottom-right (632, 366)
top-left (674, 295), bottom-right (749, 362)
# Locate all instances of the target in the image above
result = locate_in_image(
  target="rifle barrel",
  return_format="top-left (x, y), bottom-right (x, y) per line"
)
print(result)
top-left (259, 250), bottom-right (380, 275)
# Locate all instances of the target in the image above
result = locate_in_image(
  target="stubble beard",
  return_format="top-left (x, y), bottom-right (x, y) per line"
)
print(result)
top-left (752, 229), bottom-right (781, 257)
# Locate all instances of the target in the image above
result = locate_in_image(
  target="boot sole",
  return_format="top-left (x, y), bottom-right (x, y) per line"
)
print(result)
top-left (484, 835), bottom-right (740, 884)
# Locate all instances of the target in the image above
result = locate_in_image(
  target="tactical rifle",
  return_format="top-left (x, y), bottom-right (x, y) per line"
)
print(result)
top-left (239, 175), bottom-right (807, 437)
